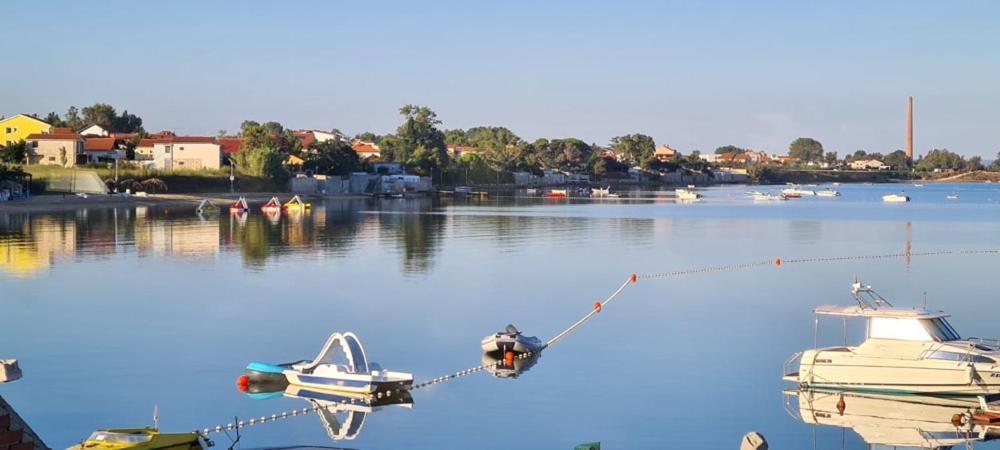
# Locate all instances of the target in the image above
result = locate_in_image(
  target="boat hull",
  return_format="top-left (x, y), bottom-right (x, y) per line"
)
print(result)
top-left (284, 370), bottom-right (413, 394)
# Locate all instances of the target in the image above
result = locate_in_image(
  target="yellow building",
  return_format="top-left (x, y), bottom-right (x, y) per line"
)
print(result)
top-left (0, 114), bottom-right (52, 147)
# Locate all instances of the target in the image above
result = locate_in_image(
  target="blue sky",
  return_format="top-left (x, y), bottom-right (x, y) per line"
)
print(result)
top-left (2, 0), bottom-right (998, 157)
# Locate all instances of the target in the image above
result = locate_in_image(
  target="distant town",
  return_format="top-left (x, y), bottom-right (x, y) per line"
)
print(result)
top-left (1, 101), bottom-right (999, 198)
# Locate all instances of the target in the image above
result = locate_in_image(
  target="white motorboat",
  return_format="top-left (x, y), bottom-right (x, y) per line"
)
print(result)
top-left (591, 187), bottom-right (611, 197)
top-left (525, 188), bottom-right (538, 195)
top-left (249, 332), bottom-right (412, 394)
top-left (883, 193), bottom-right (910, 202)
top-left (749, 192), bottom-right (785, 201)
top-left (674, 188), bottom-right (702, 201)
top-left (786, 388), bottom-right (1000, 449)
top-left (454, 186), bottom-right (472, 195)
top-left (816, 189), bottom-right (840, 197)
top-left (782, 187), bottom-right (817, 196)
top-left (784, 282), bottom-right (1000, 396)
top-left (481, 324), bottom-right (545, 354)
top-left (947, 193), bottom-right (960, 200)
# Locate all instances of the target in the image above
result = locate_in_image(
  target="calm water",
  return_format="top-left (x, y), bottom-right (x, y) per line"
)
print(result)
top-left (3, 183), bottom-right (1000, 449)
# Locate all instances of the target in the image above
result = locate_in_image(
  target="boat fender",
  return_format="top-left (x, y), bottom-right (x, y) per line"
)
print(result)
top-left (504, 351), bottom-right (515, 366)
top-left (836, 395), bottom-right (846, 415)
top-left (236, 375), bottom-right (250, 392)
top-left (629, 273), bottom-right (637, 283)
top-left (593, 301), bottom-right (602, 313)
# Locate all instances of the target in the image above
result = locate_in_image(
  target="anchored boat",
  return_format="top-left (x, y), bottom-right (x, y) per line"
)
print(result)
top-left (67, 429), bottom-right (212, 450)
top-left (481, 324), bottom-right (545, 354)
top-left (261, 196), bottom-right (282, 213)
top-left (816, 189), bottom-right (840, 197)
top-left (246, 332), bottom-right (412, 395)
top-left (229, 197), bottom-right (249, 214)
top-left (883, 193), bottom-right (910, 203)
top-left (784, 282), bottom-right (1000, 396)
top-left (674, 188), bottom-right (702, 201)
top-left (782, 187), bottom-right (817, 196)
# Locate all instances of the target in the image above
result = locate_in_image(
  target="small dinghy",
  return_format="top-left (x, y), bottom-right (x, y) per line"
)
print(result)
top-left (481, 324), bottom-right (545, 354)
top-left (245, 332), bottom-right (412, 394)
top-left (196, 199), bottom-right (219, 214)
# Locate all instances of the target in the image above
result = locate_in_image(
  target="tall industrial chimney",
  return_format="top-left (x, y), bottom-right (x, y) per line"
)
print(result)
top-left (906, 96), bottom-right (913, 160)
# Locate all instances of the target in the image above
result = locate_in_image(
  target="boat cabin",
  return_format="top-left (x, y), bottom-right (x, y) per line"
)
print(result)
top-left (814, 305), bottom-right (960, 343)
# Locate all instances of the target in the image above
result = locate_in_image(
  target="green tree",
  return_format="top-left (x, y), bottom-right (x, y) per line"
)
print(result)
top-left (611, 134), bottom-right (655, 164)
top-left (714, 145), bottom-right (745, 155)
top-left (395, 105), bottom-right (448, 169)
top-left (915, 149), bottom-right (966, 172)
top-left (112, 110), bottom-right (144, 133)
top-left (82, 103), bottom-right (117, 129)
top-left (0, 141), bottom-right (27, 163)
top-left (789, 138), bottom-right (824, 162)
top-left (478, 129), bottom-right (524, 177)
top-left (240, 120), bottom-right (298, 153)
top-left (991, 152), bottom-right (1000, 171)
top-left (444, 128), bottom-right (469, 146)
top-left (64, 106), bottom-right (84, 131)
top-left (304, 140), bottom-right (361, 175)
top-left (354, 131), bottom-right (381, 143)
top-left (230, 146), bottom-right (289, 182)
top-left (966, 156), bottom-right (983, 171)
top-left (883, 150), bottom-right (910, 170)
top-left (43, 112), bottom-right (66, 128)
top-left (824, 151), bottom-right (838, 164)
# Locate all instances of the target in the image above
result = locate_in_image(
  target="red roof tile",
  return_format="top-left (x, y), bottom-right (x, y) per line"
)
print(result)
top-left (218, 138), bottom-right (243, 154)
top-left (84, 137), bottom-right (117, 152)
top-left (26, 132), bottom-right (81, 141)
top-left (351, 141), bottom-right (381, 156)
top-left (138, 136), bottom-right (217, 146)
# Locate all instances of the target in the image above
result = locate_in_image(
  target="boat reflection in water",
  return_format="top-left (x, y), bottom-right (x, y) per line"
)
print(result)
top-left (785, 388), bottom-right (1000, 449)
top-left (245, 384), bottom-right (413, 442)
top-left (481, 351), bottom-right (541, 379)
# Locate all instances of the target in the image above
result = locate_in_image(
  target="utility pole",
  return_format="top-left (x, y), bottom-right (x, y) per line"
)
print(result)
top-left (229, 163), bottom-right (235, 193)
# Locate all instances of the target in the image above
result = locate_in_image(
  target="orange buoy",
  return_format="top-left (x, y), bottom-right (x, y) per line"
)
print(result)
top-left (629, 273), bottom-right (637, 283)
top-left (504, 351), bottom-right (515, 366)
top-left (594, 301), bottom-right (602, 313)
top-left (236, 375), bottom-right (250, 392)
top-left (774, 257), bottom-right (782, 267)
top-left (836, 395), bottom-right (846, 415)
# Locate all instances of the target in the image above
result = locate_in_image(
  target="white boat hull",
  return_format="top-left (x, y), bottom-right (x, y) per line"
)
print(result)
top-left (285, 369), bottom-right (413, 394)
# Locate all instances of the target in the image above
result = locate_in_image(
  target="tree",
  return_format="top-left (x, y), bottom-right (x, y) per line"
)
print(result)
top-left (966, 156), bottom-right (983, 171)
top-left (478, 128), bottom-right (523, 176)
top-left (444, 129), bottom-right (469, 146)
top-left (715, 145), bottom-right (745, 155)
top-left (64, 106), bottom-right (84, 131)
top-left (303, 140), bottom-right (360, 175)
top-left (915, 149), bottom-right (966, 172)
top-left (883, 150), bottom-right (910, 170)
top-left (240, 120), bottom-right (298, 153)
top-left (43, 112), bottom-right (66, 128)
top-left (112, 110), bottom-right (144, 133)
top-left (230, 146), bottom-right (289, 182)
top-left (788, 138), bottom-right (824, 162)
top-left (82, 103), bottom-right (117, 129)
top-left (355, 132), bottom-right (381, 142)
top-left (611, 134), bottom-right (655, 164)
top-left (992, 152), bottom-right (1000, 171)
top-left (824, 152), bottom-right (838, 164)
top-left (0, 141), bottom-right (27, 164)
top-left (395, 105), bottom-right (448, 168)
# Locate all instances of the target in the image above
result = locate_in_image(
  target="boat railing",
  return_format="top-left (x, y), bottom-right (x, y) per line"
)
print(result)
top-left (967, 337), bottom-right (1000, 349)
top-left (783, 351), bottom-right (803, 378)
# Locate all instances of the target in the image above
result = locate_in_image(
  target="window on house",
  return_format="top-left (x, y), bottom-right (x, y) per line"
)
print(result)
top-left (48, 156), bottom-right (55, 161)
top-left (179, 146), bottom-right (184, 151)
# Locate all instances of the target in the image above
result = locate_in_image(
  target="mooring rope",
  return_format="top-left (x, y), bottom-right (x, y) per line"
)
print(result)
top-left (199, 248), bottom-right (999, 436)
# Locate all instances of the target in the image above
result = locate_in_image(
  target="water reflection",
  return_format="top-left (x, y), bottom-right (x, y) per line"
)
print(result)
top-left (245, 384), bottom-right (413, 442)
top-left (786, 388), bottom-right (1000, 449)
top-left (481, 351), bottom-right (541, 379)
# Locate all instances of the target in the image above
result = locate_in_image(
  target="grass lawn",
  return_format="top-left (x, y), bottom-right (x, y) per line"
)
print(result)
top-left (23, 165), bottom-right (283, 193)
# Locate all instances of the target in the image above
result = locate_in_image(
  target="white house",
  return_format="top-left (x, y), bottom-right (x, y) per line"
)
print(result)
top-left (79, 124), bottom-right (110, 136)
top-left (849, 159), bottom-right (888, 170)
top-left (151, 136), bottom-right (221, 170)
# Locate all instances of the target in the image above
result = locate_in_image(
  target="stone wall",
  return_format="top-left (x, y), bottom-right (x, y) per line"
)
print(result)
top-left (0, 395), bottom-right (49, 450)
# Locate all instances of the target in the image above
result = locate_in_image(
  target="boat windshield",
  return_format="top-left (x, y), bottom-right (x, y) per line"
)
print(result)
top-left (869, 317), bottom-right (960, 342)
top-left (922, 317), bottom-right (961, 341)
top-left (88, 432), bottom-right (152, 444)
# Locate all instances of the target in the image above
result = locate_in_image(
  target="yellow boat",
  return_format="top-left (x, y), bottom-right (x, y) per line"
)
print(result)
top-left (282, 195), bottom-right (311, 212)
top-left (67, 428), bottom-right (210, 450)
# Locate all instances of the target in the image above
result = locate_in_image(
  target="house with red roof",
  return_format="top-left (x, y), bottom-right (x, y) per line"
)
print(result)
top-left (351, 141), bottom-right (381, 159)
top-left (82, 136), bottom-right (121, 163)
top-left (149, 136), bottom-right (221, 170)
top-left (25, 128), bottom-right (84, 167)
top-left (217, 138), bottom-right (242, 156)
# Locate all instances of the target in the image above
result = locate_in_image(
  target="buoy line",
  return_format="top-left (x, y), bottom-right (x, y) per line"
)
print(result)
top-left (199, 248), bottom-right (998, 436)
